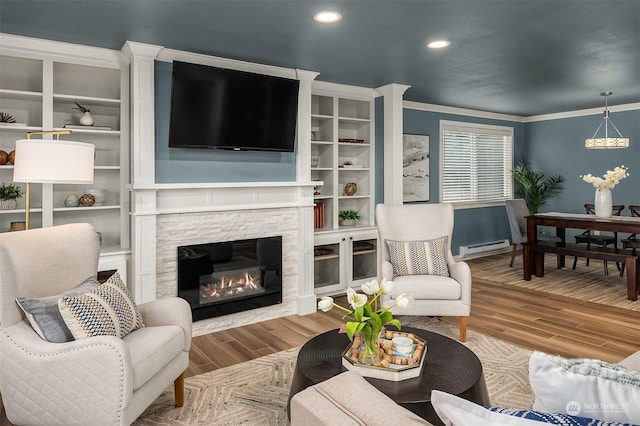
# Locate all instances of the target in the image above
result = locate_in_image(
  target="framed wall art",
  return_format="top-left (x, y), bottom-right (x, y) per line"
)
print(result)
top-left (402, 134), bottom-right (430, 203)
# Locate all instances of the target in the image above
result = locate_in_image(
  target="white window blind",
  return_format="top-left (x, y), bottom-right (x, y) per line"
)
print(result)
top-left (440, 121), bottom-right (513, 205)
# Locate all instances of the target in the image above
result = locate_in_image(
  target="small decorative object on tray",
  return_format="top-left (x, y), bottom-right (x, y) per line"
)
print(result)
top-left (343, 182), bottom-right (358, 196)
top-left (341, 328), bottom-right (427, 381)
top-left (79, 193), bottom-right (96, 207)
top-left (0, 150), bottom-right (7, 165)
top-left (7, 150), bottom-right (15, 165)
top-left (339, 138), bottom-right (365, 144)
top-left (318, 279), bottom-right (415, 381)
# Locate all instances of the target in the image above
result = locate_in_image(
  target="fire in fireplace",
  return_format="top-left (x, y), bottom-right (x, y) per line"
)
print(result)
top-left (177, 236), bottom-right (283, 321)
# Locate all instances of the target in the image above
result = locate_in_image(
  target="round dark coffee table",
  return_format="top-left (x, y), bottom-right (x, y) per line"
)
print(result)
top-left (287, 326), bottom-right (490, 425)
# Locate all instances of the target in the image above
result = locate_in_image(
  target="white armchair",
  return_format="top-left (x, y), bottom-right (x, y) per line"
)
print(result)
top-left (376, 203), bottom-right (471, 342)
top-left (0, 223), bottom-right (192, 425)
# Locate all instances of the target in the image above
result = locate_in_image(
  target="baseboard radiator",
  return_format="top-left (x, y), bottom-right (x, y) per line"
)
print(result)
top-left (459, 239), bottom-right (510, 259)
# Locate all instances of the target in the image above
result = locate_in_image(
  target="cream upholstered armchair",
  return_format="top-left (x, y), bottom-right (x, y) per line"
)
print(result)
top-left (0, 223), bottom-right (192, 426)
top-left (376, 203), bottom-right (471, 342)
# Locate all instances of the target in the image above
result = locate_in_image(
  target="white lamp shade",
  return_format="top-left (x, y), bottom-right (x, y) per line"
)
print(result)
top-left (13, 139), bottom-right (95, 184)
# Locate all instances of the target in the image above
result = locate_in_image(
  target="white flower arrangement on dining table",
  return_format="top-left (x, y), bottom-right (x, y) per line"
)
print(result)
top-left (580, 165), bottom-right (628, 191)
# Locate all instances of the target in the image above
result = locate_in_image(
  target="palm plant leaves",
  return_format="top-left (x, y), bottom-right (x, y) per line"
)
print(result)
top-left (512, 158), bottom-right (565, 214)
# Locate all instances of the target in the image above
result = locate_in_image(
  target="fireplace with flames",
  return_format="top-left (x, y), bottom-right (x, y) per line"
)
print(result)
top-left (177, 237), bottom-right (283, 321)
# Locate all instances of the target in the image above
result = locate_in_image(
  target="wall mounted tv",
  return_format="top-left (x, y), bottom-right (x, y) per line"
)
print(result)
top-left (168, 61), bottom-right (299, 152)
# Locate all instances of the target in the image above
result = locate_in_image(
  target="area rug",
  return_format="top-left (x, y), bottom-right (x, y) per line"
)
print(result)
top-left (467, 253), bottom-right (640, 311)
top-left (134, 317), bottom-right (532, 425)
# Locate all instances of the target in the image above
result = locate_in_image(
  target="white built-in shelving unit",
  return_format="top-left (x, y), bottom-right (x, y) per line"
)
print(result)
top-left (310, 84), bottom-right (378, 295)
top-left (0, 34), bottom-right (130, 279)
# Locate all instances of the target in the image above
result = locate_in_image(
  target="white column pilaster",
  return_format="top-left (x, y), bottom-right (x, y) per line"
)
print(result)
top-left (376, 84), bottom-right (411, 205)
top-left (122, 41), bottom-right (163, 303)
top-left (295, 69), bottom-right (320, 315)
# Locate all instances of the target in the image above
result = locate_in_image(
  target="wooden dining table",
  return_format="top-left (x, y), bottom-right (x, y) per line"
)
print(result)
top-left (523, 212), bottom-right (640, 301)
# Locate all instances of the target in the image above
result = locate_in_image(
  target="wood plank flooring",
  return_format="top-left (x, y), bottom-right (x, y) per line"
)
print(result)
top-left (188, 265), bottom-right (640, 378)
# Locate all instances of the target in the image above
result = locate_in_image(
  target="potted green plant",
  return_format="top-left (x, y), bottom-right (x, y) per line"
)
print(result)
top-left (0, 183), bottom-right (23, 209)
top-left (339, 209), bottom-right (361, 226)
top-left (512, 158), bottom-right (565, 214)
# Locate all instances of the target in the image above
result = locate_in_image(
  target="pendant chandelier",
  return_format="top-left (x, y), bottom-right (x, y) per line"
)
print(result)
top-left (585, 91), bottom-right (629, 149)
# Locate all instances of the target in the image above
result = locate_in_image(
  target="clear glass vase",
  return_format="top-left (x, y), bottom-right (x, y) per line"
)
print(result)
top-left (358, 344), bottom-right (382, 365)
top-left (357, 330), bottom-right (382, 365)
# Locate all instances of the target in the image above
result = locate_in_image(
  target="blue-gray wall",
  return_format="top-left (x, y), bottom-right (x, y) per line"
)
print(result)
top-left (524, 110), bottom-right (640, 214)
top-left (401, 108), bottom-right (526, 254)
top-left (154, 61), bottom-right (296, 183)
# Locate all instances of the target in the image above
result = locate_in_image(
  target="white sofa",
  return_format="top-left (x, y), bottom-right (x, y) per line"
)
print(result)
top-left (290, 350), bottom-right (640, 425)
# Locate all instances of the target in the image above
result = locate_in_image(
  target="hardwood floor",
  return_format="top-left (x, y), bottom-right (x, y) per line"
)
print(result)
top-left (188, 265), bottom-right (640, 378)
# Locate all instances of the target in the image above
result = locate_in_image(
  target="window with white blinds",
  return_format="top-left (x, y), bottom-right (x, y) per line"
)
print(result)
top-left (440, 121), bottom-right (513, 206)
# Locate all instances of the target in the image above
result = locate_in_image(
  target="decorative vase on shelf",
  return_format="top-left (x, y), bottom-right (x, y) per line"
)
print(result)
top-left (0, 199), bottom-right (18, 210)
top-left (79, 111), bottom-right (94, 126)
top-left (594, 188), bottom-right (613, 218)
top-left (64, 194), bottom-right (79, 207)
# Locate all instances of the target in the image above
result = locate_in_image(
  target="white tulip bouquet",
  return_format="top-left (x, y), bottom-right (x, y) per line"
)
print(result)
top-left (318, 279), bottom-right (414, 359)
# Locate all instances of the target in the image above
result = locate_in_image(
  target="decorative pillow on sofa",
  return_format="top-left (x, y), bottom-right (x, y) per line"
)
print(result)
top-left (16, 276), bottom-right (100, 343)
top-left (430, 390), bottom-right (542, 425)
top-left (529, 351), bottom-right (640, 425)
top-left (431, 391), bottom-right (627, 426)
top-left (387, 236), bottom-right (450, 277)
top-left (58, 272), bottom-right (144, 339)
top-left (486, 407), bottom-right (632, 425)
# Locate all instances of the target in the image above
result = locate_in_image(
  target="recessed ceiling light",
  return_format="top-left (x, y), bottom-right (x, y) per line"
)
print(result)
top-left (427, 40), bottom-right (451, 49)
top-left (314, 11), bottom-right (342, 23)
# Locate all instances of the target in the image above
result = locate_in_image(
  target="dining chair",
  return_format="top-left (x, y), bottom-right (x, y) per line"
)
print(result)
top-left (621, 205), bottom-right (640, 253)
top-left (572, 203), bottom-right (625, 275)
top-left (504, 199), bottom-right (561, 268)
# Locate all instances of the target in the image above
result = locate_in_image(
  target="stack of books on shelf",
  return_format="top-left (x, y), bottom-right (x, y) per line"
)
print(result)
top-left (314, 202), bottom-right (325, 229)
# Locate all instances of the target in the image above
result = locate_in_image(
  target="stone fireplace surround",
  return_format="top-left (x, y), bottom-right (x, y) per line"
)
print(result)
top-left (131, 182), bottom-right (318, 337)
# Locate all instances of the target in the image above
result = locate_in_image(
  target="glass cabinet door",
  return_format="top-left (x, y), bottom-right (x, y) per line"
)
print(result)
top-left (314, 242), bottom-right (341, 292)
top-left (351, 238), bottom-right (377, 282)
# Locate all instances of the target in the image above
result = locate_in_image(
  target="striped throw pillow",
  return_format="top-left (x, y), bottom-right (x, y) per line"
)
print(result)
top-left (58, 272), bottom-right (144, 339)
top-left (387, 237), bottom-right (450, 277)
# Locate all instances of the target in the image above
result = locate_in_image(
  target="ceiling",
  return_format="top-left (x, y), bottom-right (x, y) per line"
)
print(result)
top-left (1, 0), bottom-right (639, 116)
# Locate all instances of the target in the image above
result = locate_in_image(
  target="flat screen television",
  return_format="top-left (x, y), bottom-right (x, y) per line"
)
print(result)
top-left (168, 61), bottom-right (299, 152)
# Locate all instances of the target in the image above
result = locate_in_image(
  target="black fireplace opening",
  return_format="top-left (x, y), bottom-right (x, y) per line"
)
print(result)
top-left (177, 236), bottom-right (283, 321)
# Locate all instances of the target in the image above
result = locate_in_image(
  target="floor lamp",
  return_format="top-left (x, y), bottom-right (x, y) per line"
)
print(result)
top-left (12, 131), bottom-right (95, 229)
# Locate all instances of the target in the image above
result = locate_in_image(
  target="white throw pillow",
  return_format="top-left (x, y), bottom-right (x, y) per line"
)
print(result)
top-left (529, 351), bottom-right (640, 424)
top-left (431, 390), bottom-right (542, 426)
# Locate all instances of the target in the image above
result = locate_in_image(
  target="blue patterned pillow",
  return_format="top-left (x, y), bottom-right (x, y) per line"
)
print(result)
top-left (58, 272), bottom-right (144, 339)
top-left (486, 407), bottom-right (633, 426)
top-left (387, 237), bottom-right (450, 277)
